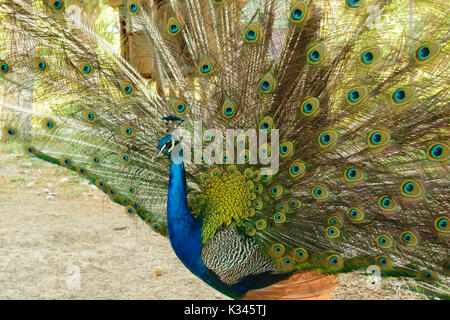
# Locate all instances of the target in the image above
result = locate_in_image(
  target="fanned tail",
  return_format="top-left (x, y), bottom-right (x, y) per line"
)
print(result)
top-left (1, 0), bottom-right (449, 299)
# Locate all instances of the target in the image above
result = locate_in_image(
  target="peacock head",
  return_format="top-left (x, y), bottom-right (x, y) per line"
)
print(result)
top-left (154, 134), bottom-right (180, 160)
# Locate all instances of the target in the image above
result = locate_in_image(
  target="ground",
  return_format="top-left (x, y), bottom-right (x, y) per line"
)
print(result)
top-left (0, 147), bottom-right (430, 300)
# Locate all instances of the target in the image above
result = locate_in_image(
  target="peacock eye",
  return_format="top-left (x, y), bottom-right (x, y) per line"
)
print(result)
top-left (290, 2), bottom-right (308, 24)
top-left (167, 17), bottom-right (182, 36)
top-left (261, 81), bottom-right (270, 90)
top-left (347, 0), bottom-right (362, 8)
top-left (309, 50), bottom-right (320, 61)
top-left (244, 23), bottom-right (260, 43)
top-left (0, 62), bottom-right (10, 74)
top-left (307, 43), bottom-right (327, 64)
top-left (52, 0), bottom-right (63, 10)
top-left (128, 2), bottom-right (139, 13)
top-left (246, 30), bottom-right (256, 40)
top-left (198, 58), bottom-right (213, 75)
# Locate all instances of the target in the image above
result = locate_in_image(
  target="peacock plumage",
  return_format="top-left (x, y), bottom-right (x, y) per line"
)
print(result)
top-left (0, 0), bottom-right (449, 300)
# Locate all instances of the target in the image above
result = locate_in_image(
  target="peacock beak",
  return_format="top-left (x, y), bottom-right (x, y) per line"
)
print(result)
top-left (152, 146), bottom-right (166, 160)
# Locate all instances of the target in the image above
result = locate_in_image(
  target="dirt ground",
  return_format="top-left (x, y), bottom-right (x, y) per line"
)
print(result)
top-left (0, 149), bottom-right (431, 300)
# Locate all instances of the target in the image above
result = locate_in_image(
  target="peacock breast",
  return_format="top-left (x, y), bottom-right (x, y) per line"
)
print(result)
top-left (191, 167), bottom-right (254, 244)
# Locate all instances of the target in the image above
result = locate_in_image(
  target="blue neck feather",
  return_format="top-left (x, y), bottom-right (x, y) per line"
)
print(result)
top-left (166, 151), bottom-right (206, 277)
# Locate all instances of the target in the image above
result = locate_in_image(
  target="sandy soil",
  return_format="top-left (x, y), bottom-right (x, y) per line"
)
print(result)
top-left (0, 150), bottom-right (430, 300)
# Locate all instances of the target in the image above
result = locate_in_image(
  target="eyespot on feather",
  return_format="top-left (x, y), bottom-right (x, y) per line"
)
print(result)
top-left (293, 248), bottom-right (309, 262)
top-left (121, 82), bottom-right (134, 96)
top-left (239, 149), bottom-right (251, 163)
top-left (79, 61), bottom-right (93, 75)
top-left (312, 184), bottom-right (329, 200)
top-left (400, 179), bottom-right (423, 198)
top-left (259, 116), bottom-right (274, 133)
top-left (269, 244), bottom-right (285, 257)
top-left (273, 212), bottom-right (286, 224)
top-left (418, 271), bottom-right (438, 283)
top-left (347, 207), bottom-right (365, 223)
top-left (300, 97), bottom-right (320, 117)
top-left (258, 74), bottom-right (275, 94)
top-left (120, 153), bottom-right (131, 164)
top-left (24, 145), bottom-right (37, 156)
top-left (368, 128), bottom-right (391, 149)
top-left (255, 219), bottom-right (267, 230)
top-left (221, 100), bottom-right (237, 119)
top-left (121, 125), bottom-right (134, 137)
top-left (171, 99), bottom-right (188, 115)
top-left (378, 195), bottom-right (397, 212)
top-left (426, 142), bottom-right (449, 162)
top-left (84, 111), bottom-right (96, 123)
top-left (289, 160), bottom-right (306, 179)
top-left (108, 187), bottom-right (118, 199)
top-left (434, 216), bottom-right (449, 234)
top-left (259, 143), bottom-right (271, 159)
top-left (328, 216), bottom-right (343, 228)
top-left (375, 255), bottom-right (392, 269)
top-left (34, 58), bottom-right (48, 72)
top-left (198, 57), bottom-right (213, 76)
top-left (277, 202), bottom-right (289, 213)
top-left (289, 1), bottom-right (308, 24)
top-left (246, 226), bottom-right (257, 237)
top-left (42, 118), bottom-right (56, 130)
top-left (211, 168), bottom-right (221, 178)
top-left (253, 200), bottom-right (264, 210)
top-left (346, 0), bottom-right (363, 8)
top-left (326, 254), bottom-right (343, 269)
top-left (307, 43), bottom-right (327, 65)
top-left (414, 42), bottom-right (440, 64)
top-left (359, 46), bottom-right (382, 66)
top-left (318, 130), bottom-right (337, 148)
top-left (3, 127), bottom-right (17, 139)
top-left (95, 179), bottom-right (107, 190)
top-left (344, 166), bottom-right (364, 183)
top-left (346, 86), bottom-right (368, 106)
top-left (126, 206), bottom-right (136, 216)
top-left (76, 167), bottom-right (88, 176)
top-left (391, 87), bottom-right (416, 106)
top-left (288, 198), bottom-right (302, 209)
top-left (270, 184), bottom-right (284, 199)
top-left (50, 0), bottom-right (64, 11)
top-left (128, 185), bottom-right (137, 195)
top-left (0, 60), bottom-right (11, 74)
top-left (400, 231), bottom-right (418, 247)
top-left (376, 235), bottom-right (393, 248)
top-left (151, 222), bottom-right (163, 234)
top-left (326, 226), bottom-right (340, 238)
top-left (167, 17), bottom-right (182, 36)
top-left (244, 23), bottom-right (261, 44)
top-left (128, 1), bottom-right (139, 14)
top-left (60, 156), bottom-right (72, 167)
top-left (90, 154), bottom-right (101, 165)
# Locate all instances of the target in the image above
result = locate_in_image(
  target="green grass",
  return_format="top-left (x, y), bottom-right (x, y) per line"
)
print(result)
top-left (9, 177), bottom-right (27, 183)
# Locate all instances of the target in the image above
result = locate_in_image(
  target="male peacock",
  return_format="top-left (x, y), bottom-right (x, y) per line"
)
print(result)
top-left (0, 0), bottom-right (449, 300)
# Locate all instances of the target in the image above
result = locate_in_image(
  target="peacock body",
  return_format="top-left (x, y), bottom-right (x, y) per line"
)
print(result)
top-left (0, 0), bottom-right (449, 299)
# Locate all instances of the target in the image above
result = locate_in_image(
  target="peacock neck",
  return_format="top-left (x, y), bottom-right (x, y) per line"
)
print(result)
top-left (166, 151), bottom-right (207, 279)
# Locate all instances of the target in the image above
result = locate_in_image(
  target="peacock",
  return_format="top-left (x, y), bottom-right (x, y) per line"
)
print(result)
top-left (0, 0), bottom-right (449, 300)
